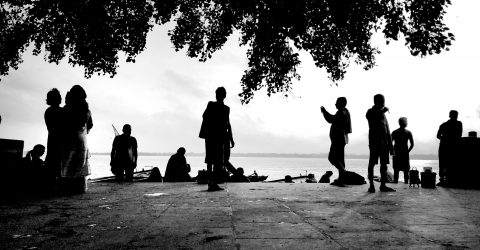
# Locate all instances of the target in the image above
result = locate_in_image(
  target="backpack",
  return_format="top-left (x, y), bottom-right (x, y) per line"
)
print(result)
top-left (409, 167), bottom-right (420, 187)
top-left (196, 170), bottom-right (209, 184)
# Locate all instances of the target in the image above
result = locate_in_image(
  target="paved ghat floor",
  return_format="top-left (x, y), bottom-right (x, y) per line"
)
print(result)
top-left (1, 182), bottom-right (480, 249)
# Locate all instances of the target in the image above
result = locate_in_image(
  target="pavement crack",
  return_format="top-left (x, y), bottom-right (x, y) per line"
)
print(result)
top-left (270, 198), bottom-right (345, 248)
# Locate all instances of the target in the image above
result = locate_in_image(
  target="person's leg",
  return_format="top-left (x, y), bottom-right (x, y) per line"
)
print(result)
top-left (380, 164), bottom-right (388, 185)
top-left (438, 145), bottom-right (446, 184)
top-left (380, 164), bottom-right (395, 192)
top-left (367, 151), bottom-right (376, 192)
top-left (125, 166), bottom-right (134, 182)
top-left (444, 144), bottom-right (454, 185)
top-left (328, 143), bottom-right (346, 186)
top-left (367, 162), bottom-right (375, 192)
top-left (404, 170), bottom-right (409, 184)
top-left (393, 169), bottom-right (399, 183)
top-left (380, 150), bottom-right (395, 192)
top-left (207, 163), bottom-right (213, 183)
top-left (114, 166), bottom-right (123, 182)
top-left (208, 163), bottom-right (224, 191)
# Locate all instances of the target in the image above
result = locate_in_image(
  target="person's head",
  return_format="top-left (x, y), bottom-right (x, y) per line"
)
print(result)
top-left (122, 124), bottom-right (132, 136)
top-left (307, 173), bottom-right (315, 179)
top-left (449, 110), bottom-right (458, 121)
top-left (373, 94), bottom-right (385, 107)
top-left (68, 85), bottom-right (87, 104)
top-left (46, 88), bottom-right (62, 106)
top-left (177, 147), bottom-right (186, 156)
top-left (236, 167), bottom-right (244, 175)
top-left (285, 175), bottom-right (293, 183)
top-left (215, 87), bottom-right (227, 102)
top-left (399, 117), bottom-right (408, 128)
top-left (325, 171), bottom-right (333, 177)
top-left (335, 97), bottom-right (347, 109)
top-left (32, 144), bottom-right (45, 157)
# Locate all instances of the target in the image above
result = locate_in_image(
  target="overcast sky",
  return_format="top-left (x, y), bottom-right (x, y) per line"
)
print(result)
top-left (0, 1), bottom-right (479, 155)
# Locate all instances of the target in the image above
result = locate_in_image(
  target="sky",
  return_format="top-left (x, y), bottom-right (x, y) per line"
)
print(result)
top-left (0, 1), bottom-right (479, 155)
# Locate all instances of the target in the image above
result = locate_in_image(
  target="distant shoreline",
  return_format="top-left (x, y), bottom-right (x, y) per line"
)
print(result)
top-left (90, 152), bottom-right (438, 160)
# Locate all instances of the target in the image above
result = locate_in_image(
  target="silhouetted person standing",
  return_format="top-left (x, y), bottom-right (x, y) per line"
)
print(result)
top-left (164, 147), bottom-right (191, 182)
top-left (110, 124), bottom-right (138, 182)
top-left (321, 97), bottom-right (352, 187)
top-left (437, 110), bottom-right (462, 186)
top-left (60, 85), bottom-right (93, 194)
top-left (44, 88), bottom-right (63, 186)
top-left (199, 87), bottom-right (234, 191)
top-left (391, 117), bottom-right (414, 183)
top-left (366, 94), bottom-right (395, 192)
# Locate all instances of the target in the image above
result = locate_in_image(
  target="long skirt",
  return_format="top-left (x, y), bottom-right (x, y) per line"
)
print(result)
top-left (60, 130), bottom-right (90, 193)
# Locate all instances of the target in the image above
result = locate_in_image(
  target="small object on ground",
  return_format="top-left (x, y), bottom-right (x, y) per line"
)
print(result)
top-left (409, 167), bottom-right (420, 188)
top-left (144, 193), bottom-right (167, 197)
top-left (421, 171), bottom-right (437, 188)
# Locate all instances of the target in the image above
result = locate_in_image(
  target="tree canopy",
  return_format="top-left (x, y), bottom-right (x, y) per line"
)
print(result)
top-left (1, 0), bottom-right (454, 103)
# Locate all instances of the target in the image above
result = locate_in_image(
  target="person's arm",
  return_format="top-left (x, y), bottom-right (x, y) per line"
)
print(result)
top-left (408, 131), bottom-right (414, 152)
top-left (227, 109), bottom-right (234, 148)
top-left (386, 121), bottom-right (393, 155)
top-left (458, 122), bottom-right (463, 139)
top-left (110, 137), bottom-right (117, 167)
top-left (320, 107), bottom-right (334, 123)
top-left (437, 124), bottom-right (443, 140)
top-left (44, 110), bottom-right (52, 131)
top-left (87, 111), bottom-right (93, 133)
top-left (132, 138), bottom-right (138, 168)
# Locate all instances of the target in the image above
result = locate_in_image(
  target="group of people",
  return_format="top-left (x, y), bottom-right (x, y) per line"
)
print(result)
top-left (25, 84), bottom-right (463, 194)
top-left (107, 87), bottom-right (464, 192)
top-left (23, 85), bottom-right (93, 194)
top-left (321, 94), bottom-right (462, 192)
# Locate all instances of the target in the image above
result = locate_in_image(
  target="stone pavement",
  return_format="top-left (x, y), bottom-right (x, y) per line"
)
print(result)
top-left (1, 182), bottom-right (479, 249)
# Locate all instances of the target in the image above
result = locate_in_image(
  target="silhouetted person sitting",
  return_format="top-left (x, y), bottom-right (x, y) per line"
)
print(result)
top-left (305, 173), bottom-right (317, 183)
top-left (319, 171), bottom-right (333, 183)
top-left (44, 88), bottom-right (63, 187)
top-left (391, 117), bottom-right (414, 184)
top-left (110, 124), bottom-right (138, 182)
top-left (23, 144), bottom-right (46, 170)
top-left (284, 175), bottom-right (294, 183)
top-left (229, 167), bottom-right (250, 182)
top-left (147, 167), bottom-right (163, 182)
top-left (164, 147), bottom-right (192, 182)
top-left (321, 97), bottom-right (352, 187)
top-left (437, 110), bottom-right (462, 186)
top-left (22, 144), bottom-right (46, 189)
top-left (199, 87), bottom-right (235, 191)
top-left (366, 94), bottom-right (395, 192)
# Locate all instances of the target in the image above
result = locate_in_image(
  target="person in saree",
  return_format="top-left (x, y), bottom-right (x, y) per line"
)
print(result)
top-left (60, 85), bottom-right (93, 194)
